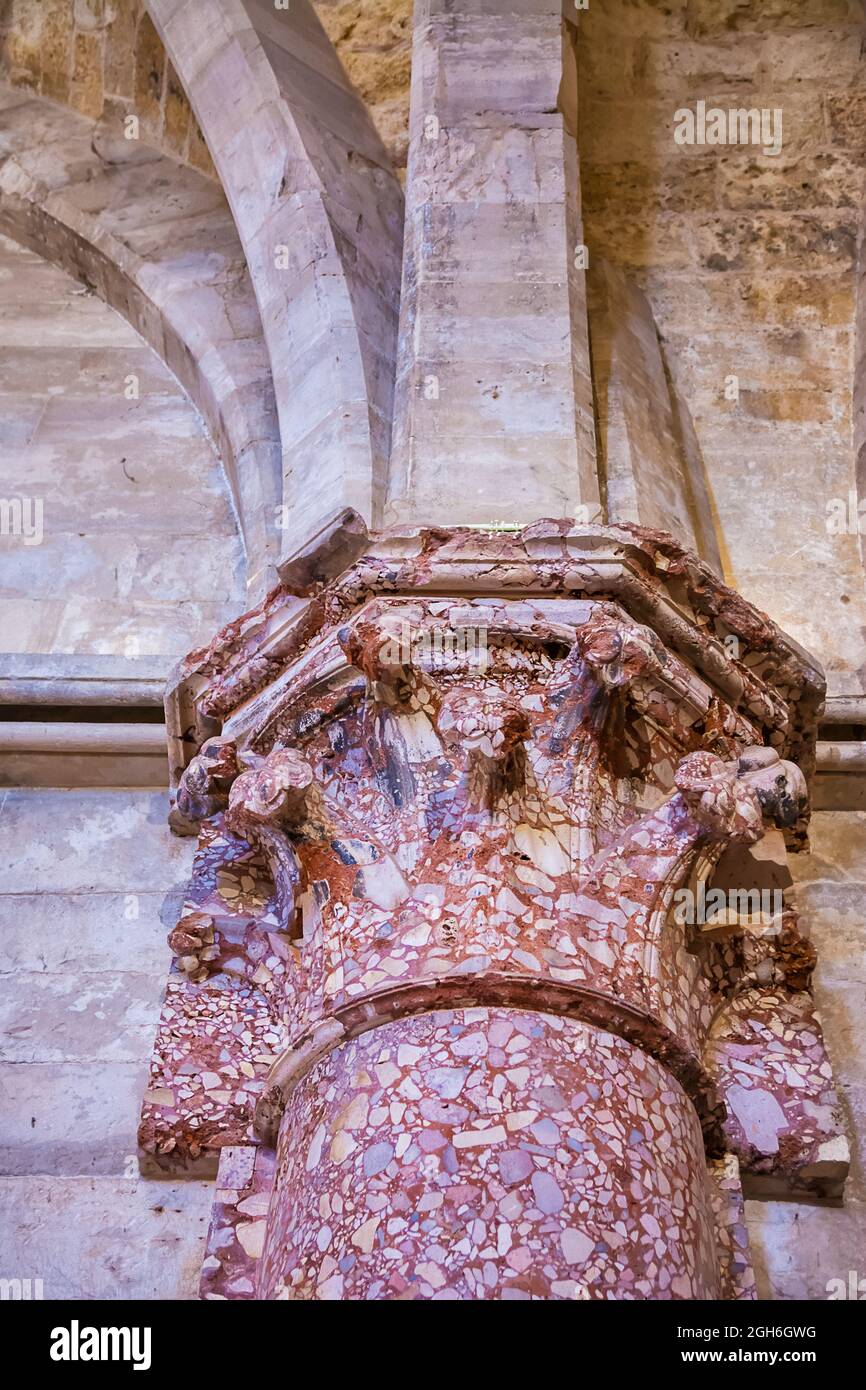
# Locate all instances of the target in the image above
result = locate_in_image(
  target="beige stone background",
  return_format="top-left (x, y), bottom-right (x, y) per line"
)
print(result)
top-left (0, 0), bottom-right (217, 173)
top-left (0, 232), bottom-right (244, 656)
top-left (1, 0), bottom-right (865, 1300)
top-left (314, 0), bottom-right (412, 171)
top-left (0, 0), bottom-right (413, 173)
top-left (579, 0), bottom-right (866, 696)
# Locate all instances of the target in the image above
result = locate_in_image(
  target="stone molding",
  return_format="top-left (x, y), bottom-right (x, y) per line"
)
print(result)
top-left (166, 519), bottom-right (824, 823)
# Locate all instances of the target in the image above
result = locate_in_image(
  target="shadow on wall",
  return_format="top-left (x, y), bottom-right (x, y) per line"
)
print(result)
top-left (587, 254), bottom-right (724, 576)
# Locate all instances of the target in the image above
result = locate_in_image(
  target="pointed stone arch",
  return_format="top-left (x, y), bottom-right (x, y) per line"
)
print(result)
top-left (145, 0), bottom-right (405, 567)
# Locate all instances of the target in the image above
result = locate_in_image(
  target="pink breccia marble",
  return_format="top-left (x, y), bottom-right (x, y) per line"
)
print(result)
top-left (140, 522), bottom-right (844, 1299)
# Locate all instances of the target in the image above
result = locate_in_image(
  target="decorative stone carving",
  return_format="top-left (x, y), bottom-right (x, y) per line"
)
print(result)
top-left (224, 749), bottom-right (320, 936)
top-left (141, 521), bottom-right (845, 1299)
top-left (167, 911), bottom-right (217, 984)
top-left (170, 736), bottom-right (240, 832)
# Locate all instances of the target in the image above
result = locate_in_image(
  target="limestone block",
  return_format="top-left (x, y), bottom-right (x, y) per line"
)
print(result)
top-left (0, 1062), bottom-right (151, 1175)
top-left (576, 0), bottom-right (866, 702)
top-left (747, 1199), bottom-right (866, 1301)
top-left (0, 788), bottom-right (192, 893)
top-left (0, 890), bottom-right (179, 977)
top-left (588, 257), bottom-right (722, 571)
top-left (0, 1175), bottom-right (212, 1298)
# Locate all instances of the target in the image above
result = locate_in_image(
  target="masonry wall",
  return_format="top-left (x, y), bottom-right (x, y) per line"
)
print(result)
top-left (0, 0), bottom-right (217, 175)
top-left (578, 0), bottom-right (866, 695)
top-left (0, 0), bottom-right (412, 176)
top-left (0, 89), bottom-right (243, 1295)
top-left (0, 233), bottom-right (244, 659)
top-left (0, 786), bottom-right (211, 1299)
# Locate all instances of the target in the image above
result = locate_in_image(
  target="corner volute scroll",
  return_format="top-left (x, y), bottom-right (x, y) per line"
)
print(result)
top-left (169, 735), bottom-right (241, 834)
top-left (169, 734), bottom-right (326, 940)
top-left (544, 607), bottom-right (664, 759)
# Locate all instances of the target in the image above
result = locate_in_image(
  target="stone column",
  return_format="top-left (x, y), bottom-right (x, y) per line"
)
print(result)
top-left (139, 1), bottom-right (847, 1304)
top-left (258, 1011), bottom-right (720, 1301)
top-left (386, 0), bottom-right (598, 526)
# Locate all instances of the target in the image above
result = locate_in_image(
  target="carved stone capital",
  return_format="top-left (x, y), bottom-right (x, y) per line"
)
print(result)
top-left (142, 522), bottom-right (842, 1299)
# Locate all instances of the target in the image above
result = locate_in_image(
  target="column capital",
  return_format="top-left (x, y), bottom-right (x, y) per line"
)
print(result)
top-left (143, 523), bottom-right (844, 1248)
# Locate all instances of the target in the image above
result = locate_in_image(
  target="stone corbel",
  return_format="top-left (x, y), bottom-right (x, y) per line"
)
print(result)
top-left (545, 606), bottom-right (664, 758)
top-left (169, 735), bottom-right (242, 834)
top-left (224, 748), bottom-right (323, 937)
top-left (435, 687), bottom-right (530, 810)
